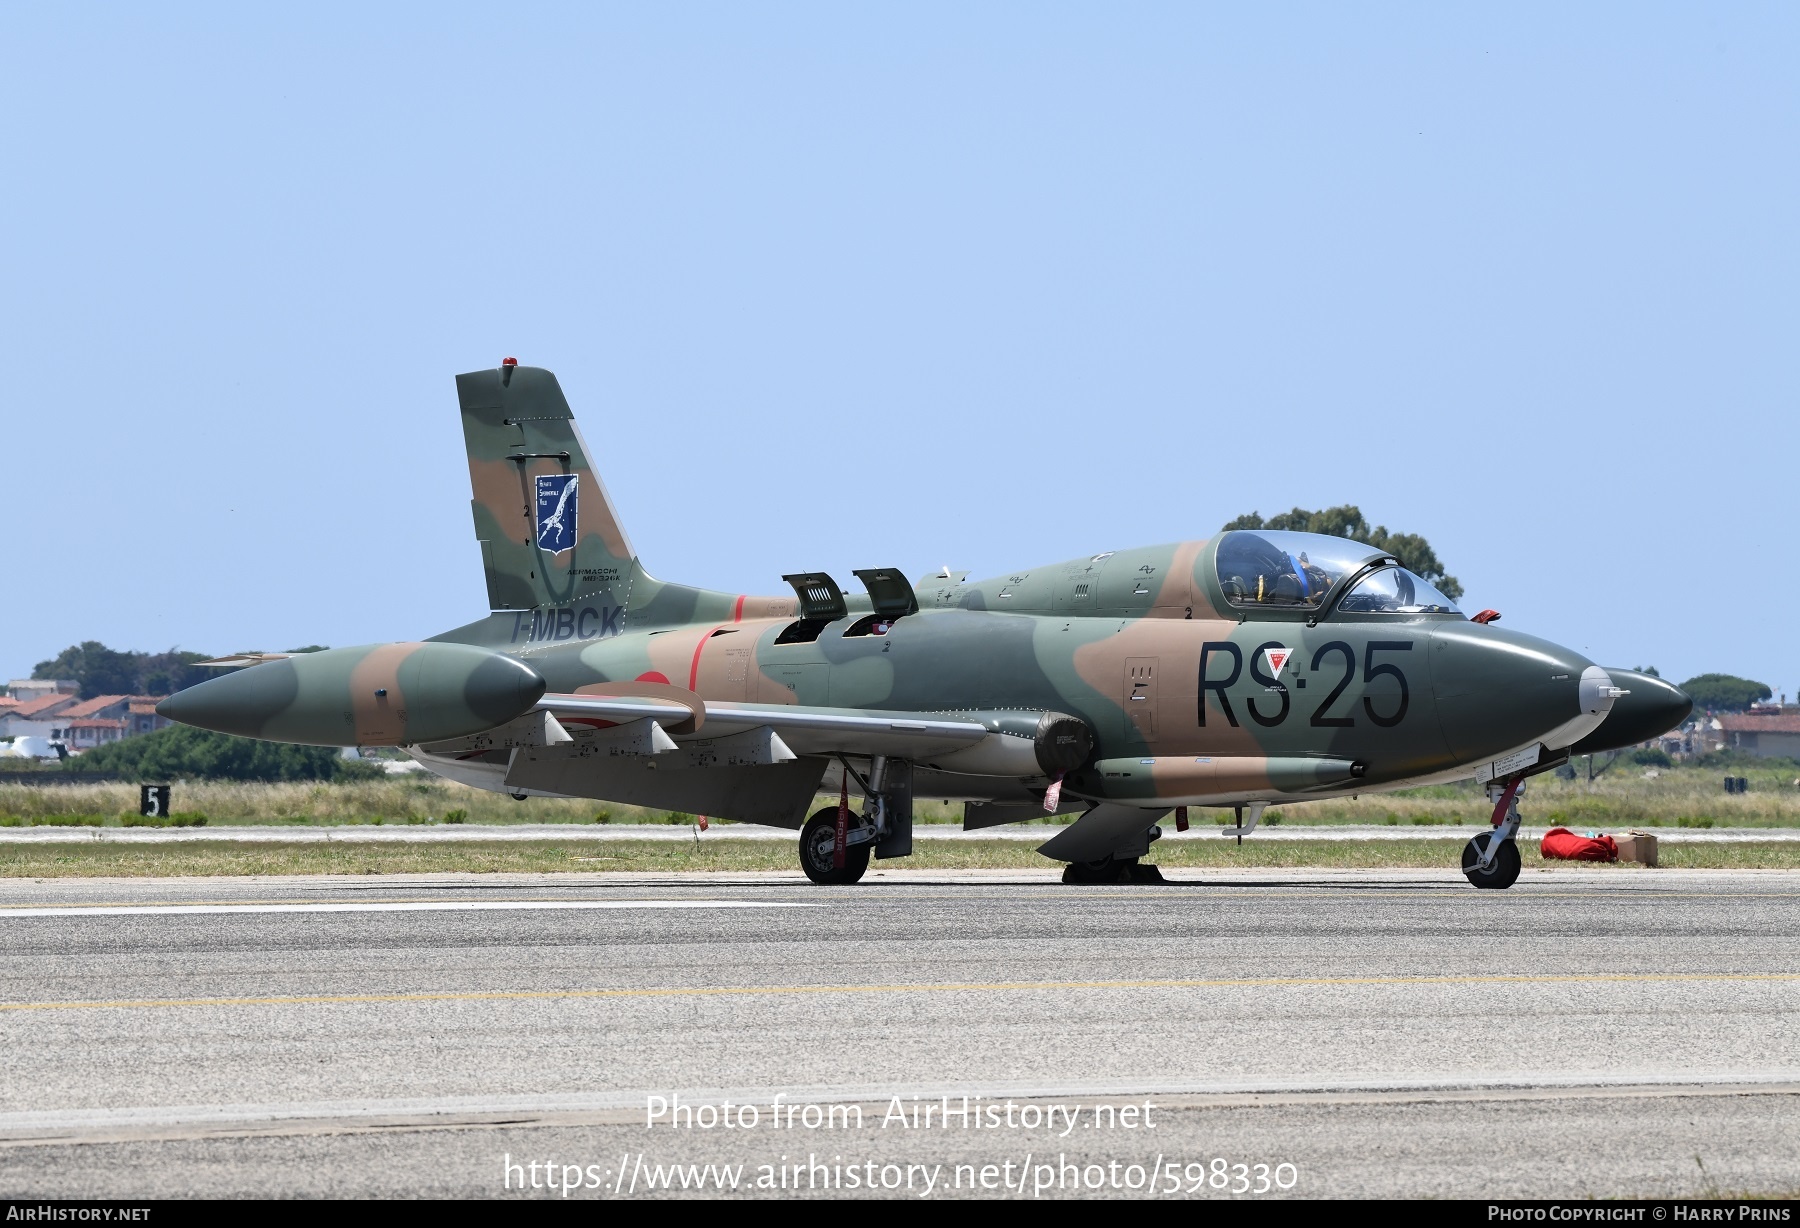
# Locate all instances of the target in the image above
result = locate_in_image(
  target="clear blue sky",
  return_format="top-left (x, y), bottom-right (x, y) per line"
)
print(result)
top-left (3, 4), bottom-right (1795, 697)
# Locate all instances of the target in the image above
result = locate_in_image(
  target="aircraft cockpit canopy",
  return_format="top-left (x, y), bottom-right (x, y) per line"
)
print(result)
top-left (1337, 565), bottom-right (1460, 615)
top-left (1214, 531), bottom-right (1375, 611)
top-left (1214, 530), bottom-right (1460, 617)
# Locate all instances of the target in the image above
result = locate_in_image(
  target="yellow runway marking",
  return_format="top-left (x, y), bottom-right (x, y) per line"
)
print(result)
top-left (4, 971), bottom-right (1799, 1014)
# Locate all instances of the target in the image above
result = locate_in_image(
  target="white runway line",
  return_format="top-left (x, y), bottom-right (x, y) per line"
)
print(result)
top-left (5, 1071), bottom-right (1799, 1138)
top-left (0, 899), bottom-right (820, 918)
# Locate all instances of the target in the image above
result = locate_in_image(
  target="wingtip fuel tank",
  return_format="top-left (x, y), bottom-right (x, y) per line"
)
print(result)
top-left (156, 642), bottom-right (547, 747)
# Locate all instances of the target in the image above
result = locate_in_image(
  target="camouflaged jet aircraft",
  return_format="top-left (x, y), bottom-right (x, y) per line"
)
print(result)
top-left (159, 361), bottom-right (1693, 888)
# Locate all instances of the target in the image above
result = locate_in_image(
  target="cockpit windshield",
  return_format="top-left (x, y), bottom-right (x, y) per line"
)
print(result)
top-left (1338, 566), bottom-right (1461, 615)
top-left (1214, 531), bottom-right (1377, 611)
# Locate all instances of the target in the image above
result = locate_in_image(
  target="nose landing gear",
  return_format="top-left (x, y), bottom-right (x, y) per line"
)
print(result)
top-left (1463, 778), bottom-right (1525, 889)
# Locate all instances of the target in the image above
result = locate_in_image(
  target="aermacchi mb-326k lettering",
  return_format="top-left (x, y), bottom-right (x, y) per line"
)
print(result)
top-left (159, 362), bottom-right (1694, 888)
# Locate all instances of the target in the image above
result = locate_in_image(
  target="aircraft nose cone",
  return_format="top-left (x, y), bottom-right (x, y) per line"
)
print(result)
top-left (1569, 671), bottom-right (1694, 756)
top-left (1430, 622), bottom-right (1597, 764)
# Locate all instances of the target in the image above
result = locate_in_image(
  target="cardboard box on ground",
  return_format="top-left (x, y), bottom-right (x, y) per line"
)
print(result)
top-left (1613, 832), bottom-right (1659, 867)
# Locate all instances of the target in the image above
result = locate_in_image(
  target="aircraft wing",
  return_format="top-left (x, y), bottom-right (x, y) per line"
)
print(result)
top-left (538, 693), bottom-right (989, 759)
top-left (194, 652), bottom-right (294, 668)
top-left (413, 689), bottom-right (1015, 827)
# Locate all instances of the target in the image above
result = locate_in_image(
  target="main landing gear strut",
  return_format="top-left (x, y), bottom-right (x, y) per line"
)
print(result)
top-left (798, 756), bottom-right (912, 885)
top-left (1463, 777), bottom-right (1525, 890)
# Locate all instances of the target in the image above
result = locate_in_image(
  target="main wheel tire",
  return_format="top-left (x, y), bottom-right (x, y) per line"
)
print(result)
top-left (1462, 832), bottom-right (1522, 890)
top-left (799, 808), bottom-right (870, 885)
top-left (1061, 855), bottom-right (1136, 885)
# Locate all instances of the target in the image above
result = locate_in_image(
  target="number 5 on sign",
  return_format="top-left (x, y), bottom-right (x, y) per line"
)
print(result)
top-left (140, 785), bottom-right (170, 818)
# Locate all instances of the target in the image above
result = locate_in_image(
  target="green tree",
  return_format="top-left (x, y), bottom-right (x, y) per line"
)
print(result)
top-left (139, 651), bottom-right (215, 696)
top-left (1679, 673), bottom-right (1772, 713)
top-left (31, 643), bottom-right (227, 697)
top-left (1223, 506), bottom-right (1463, 600)
top-left (33, 641), bottom-right (142, 698)
top-left (76, 725), bottom-right (380, 782)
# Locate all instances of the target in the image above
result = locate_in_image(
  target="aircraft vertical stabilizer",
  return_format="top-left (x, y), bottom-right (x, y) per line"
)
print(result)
top-left (458, 362), bottom-right (637, 612)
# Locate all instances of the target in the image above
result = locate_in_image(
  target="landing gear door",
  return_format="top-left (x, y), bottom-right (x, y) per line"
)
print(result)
top-left (874, 759), bottom-right (913, 860)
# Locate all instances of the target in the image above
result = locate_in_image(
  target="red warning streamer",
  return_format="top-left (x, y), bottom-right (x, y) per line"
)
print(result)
top-left (833, 776), bottom-right (849, 869)
top-left (1490, 777), bottom-right (1522, 827)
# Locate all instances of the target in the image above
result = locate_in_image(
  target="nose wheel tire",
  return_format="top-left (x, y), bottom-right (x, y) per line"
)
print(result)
top-left (1462, 831), bottom-right (1522, 890)
top-left (799, 809), bottom-right (869, 885)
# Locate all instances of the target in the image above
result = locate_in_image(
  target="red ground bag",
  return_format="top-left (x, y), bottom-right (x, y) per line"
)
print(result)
top-left (1540, 827), bottom-right (1618, 862)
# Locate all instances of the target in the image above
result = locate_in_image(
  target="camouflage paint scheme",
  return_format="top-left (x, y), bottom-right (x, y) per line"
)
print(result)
top-left (160, 364), bottom-right (1694, 868)
top-left (156, 641), bottom-right (545, 747)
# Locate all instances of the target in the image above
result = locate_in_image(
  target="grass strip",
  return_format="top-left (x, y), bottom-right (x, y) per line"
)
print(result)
top-left (4, 765), bottom-right (1798, 829)
top-left (4, 838), bottom-right (1800, 878)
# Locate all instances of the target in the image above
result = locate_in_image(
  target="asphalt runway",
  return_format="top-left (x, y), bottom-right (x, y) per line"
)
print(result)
top-left (1, 822), bottom-right (1789, 842)
top-left (1, 867), bottom-right (1797, 1199)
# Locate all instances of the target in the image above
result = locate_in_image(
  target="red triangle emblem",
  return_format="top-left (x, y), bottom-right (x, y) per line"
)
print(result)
top-left (1263, 647), bottom-right (1291, 678)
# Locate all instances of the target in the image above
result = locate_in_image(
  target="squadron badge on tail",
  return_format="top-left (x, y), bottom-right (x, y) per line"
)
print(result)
top-left (535, 474), bottom-right (578, 554)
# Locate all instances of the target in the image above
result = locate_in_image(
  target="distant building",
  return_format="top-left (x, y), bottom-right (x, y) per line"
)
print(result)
top-left (0, 694), bottom-right (170, 749)
top-left (126, 700), bottom-right (167, 737)
top-left (0, 692), bottom-right (83, 739)
top-left (1717, 708), bottom-right (1800, 760)
top-left (64, 719), bottom-right (125, 751)
top-left (6, 680), bottom-right (77, 702)
top-left (57, 696), bottom-right (137, 725)
top-left (1653, 726), bottom-right (1692, 757)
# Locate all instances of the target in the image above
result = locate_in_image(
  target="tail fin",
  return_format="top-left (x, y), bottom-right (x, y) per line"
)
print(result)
top-left (457, 362), bottom-right (637, 611)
